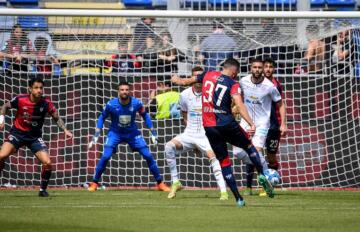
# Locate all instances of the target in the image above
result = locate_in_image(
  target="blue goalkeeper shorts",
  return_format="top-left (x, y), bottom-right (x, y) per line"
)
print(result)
top-left (104, 130), bottom-right (148, 152)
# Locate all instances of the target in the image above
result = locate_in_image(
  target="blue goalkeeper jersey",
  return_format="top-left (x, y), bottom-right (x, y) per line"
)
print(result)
top-left (96, 96), bottom-right (147, 136)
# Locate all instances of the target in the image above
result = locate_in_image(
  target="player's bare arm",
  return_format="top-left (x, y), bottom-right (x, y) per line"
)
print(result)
top-left (50, 111), bottom-right (73, 139)
top-left (232, 94), bottom-right (256, 135)
top-left (0, 101), bottom-right (11, 130)
top-left (277, 99), bottom-right (287, 136)
top-left (171, 74), bottom-right (197, 86)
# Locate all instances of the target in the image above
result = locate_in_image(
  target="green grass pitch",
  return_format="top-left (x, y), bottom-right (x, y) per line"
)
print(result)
top-left (0, 189), bottom-right (359, 232)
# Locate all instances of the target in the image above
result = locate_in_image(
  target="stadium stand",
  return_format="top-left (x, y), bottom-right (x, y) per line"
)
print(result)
top-left (123, 0), bottom-right (152, 8)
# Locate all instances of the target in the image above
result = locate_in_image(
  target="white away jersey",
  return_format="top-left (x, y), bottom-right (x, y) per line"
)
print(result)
top-left (179, 87), bottom-right (205, 135)
top-left (240, 74), bottom-right (282, 128)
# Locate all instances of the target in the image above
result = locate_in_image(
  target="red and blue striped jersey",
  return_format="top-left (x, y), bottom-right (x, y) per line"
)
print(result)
top-left (10, 94), bottom-right (56, 136)
top-left (269, 77), bottom-right (283, 130)
top-left (196, 71), bottom-right (241, 127)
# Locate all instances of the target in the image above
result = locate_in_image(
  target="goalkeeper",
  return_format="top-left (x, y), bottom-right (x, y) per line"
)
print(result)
top-left (87, 81), bottom-right (170, 192)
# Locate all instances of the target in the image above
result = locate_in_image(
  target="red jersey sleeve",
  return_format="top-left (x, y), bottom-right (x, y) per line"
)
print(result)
top-left (230, 82), bottom-right (241, 96)
top-left (45, 98), bottom-right (57, 114)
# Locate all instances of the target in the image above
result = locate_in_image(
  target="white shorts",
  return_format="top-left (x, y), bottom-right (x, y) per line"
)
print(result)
top-left (240, 122), bottom-right (269, 148)
top-left (174, 132), bottom-right (212, 154)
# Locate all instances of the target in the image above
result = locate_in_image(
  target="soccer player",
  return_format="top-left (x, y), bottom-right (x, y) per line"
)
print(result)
top-left (87, 81), bottom-right (170, 192)
top-left (232, 58), bottom-right (285, 196)
top-left (263, 58), bottom-right (287, 171)
top-left (0, 77), bottom-right (73, 197)
top-left (165, 66), bottom-right (228, 200)
top-left (172, 58), bottom-right (274, 207)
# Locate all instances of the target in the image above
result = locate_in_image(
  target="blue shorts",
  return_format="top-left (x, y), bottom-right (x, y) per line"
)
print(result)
top-left (104, 130), bottom-right (148, 152)
top-left (205, 121), bottom-right (251, 161)
top-left (5, 128), bottom-right (48, 154)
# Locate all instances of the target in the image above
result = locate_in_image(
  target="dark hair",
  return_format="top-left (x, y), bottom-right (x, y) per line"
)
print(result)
top-left (28, 77), bottom-right (44, 87)
top-left (191, 66), bottom-right (204, 74)
top-left (250, 57), bottom-right (263, 64)
top-left (10, 24), bottom-right (27, 46)
top-left (119, 81), bottom-right (130, 87)
top-left (212, 21), bottom-right (224, 30)
top-left (223, 58), bottom-right (240, 70)
top-left (263, 57), bottom-right (275, 66)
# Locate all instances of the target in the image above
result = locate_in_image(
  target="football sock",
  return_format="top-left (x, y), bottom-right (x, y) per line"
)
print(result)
top-left (93, 146), bottom-right (113, 182)
top-left (165, 142), bottom-right (179, 183)
top-left (245, 146), bottom-right (264, 175)
top-left (220, 156), bottom-right (243, 201)
top-left (245, 164), bottom-right (255, 188)
top-left (258, 151), bottom-right (268, 170)
top-left (209, 157), bottom-right (227, 193)
top-left (139, 147), bottom-right (162, 184)
top-left (40, 164), bottom-right (52, 190)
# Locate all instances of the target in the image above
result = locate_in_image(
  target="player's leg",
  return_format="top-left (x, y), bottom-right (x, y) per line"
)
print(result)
top-left (198, 136), bottom-right (227, 200)
top-left (30, 137), bottom-right (52, 197)
top-left (265, 129), bottom-right (281, 171)
top-left (205, 126), bottom-right (244, 207)
top-left (165, 136), bottom-right (187, 198)
top-left (129, 136), bottom-right (170, 192)
top-left (0, 142), bottom-right (17, 175)
top-left (0, 132), bottom-right (23, 175)
top-left (225, 123), bottom-right (274, 198)
top-left (232, 146), bottom-right (254, 195)
top-left (89, 131), bottom-right (120, 192)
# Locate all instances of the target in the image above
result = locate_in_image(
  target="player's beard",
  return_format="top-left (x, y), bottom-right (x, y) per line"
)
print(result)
top-left (120, 94), bottom-right (129, 101)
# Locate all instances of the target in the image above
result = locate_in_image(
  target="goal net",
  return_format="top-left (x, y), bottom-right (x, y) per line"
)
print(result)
top-left (0, 10), bottom-right (359, 188)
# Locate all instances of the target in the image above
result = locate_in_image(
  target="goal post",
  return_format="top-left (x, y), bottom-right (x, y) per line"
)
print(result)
top-left (0, 9), bottom-right (359, 188)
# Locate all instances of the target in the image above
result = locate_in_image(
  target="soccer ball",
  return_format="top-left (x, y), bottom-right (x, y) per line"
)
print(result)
top-left (264, 169), bottom-right (281, 186)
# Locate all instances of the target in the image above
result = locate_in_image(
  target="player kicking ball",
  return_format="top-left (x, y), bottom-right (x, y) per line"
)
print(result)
top-left (172, 58), bottom-right (274, 207)
top-left (87, 81), bottom-right (170, 192)
top-left (165, 67), bottom-right (228, 200)
top-left (0, 77), bottom-right (73, 197)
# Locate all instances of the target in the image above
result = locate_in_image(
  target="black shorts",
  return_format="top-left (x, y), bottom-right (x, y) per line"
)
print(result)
top-left (205, 121), bottom-right (252, 161)
top-left (5, 128), bottom-right (48, 154)
top-left (265, 128), bottom-right (281, 154)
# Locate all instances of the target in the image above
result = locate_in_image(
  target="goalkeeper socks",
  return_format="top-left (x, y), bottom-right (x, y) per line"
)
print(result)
top-left (245, 146), bottom-right (264, 175)
top-left (165, 142), bottom-right (179, 182)
top-left (209, 157), bottom-right (227, 193)
top-left (93, 146), bottom-right (113, 182)
top-left (139, 147), bottom-right (162, 184)
top-left (245, 164), bottom-right (255, 188)
top-left (40, 164), bottom-right (52, 190)
top-left (220, 156), bottom-right (243, 201)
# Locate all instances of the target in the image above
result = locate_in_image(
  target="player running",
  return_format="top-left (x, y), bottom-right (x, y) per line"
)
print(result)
top-left (165, 66), bottom-right (228, 200)
top-left (87, 81), bottom-right (170, 192)
top-left (172, 58), bottom-right (274, 207)
top-left (0, 77), bottom-right (73, 197)
top-left (233, 57), bottom-right (285, 196)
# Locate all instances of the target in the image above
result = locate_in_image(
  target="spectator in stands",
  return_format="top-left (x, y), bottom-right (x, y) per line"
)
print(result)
top-left (33, 36), bottom-right (59, 73)
top-left (132, 17), bottom-right (156, 53)
top-left (200, 21), bottom-right (238, 70)
top-left (108, 41), bottom-right (138, 73)
top-left (147, 81), bottom-right (180, 120)
top-left (0, 24), bottom-right (34, 71)
top-left (332, 30), bottom-right (350, 74)
top-left (136, 35), bottom-right (158, 73)
top-left (158, 31), bottom-right (178, 73)
top-left (304, 24), bottom-right (325, 74)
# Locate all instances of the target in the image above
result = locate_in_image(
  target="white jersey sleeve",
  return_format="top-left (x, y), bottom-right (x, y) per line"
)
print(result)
top-left (270, 86), bottom-right (282, 103)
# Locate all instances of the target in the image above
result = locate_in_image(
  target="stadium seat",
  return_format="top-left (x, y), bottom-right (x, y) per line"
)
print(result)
top-left (9, 0), bottom-right (38, 4)
top-left (326, 0), bottom-right (356, 6)
top-left (123, 0), bottom-right (152, 7)
top-left (184, 0), bottom-right (208, 8)
top-left (18, 16), bottom-right (47, 29)
top-left (0, 0), bottom-right (6, 7)
top-left (267, 0), bottom-right (297, 5)
top-left (153, 0), bottom-right (167, 7)
top-left (0, 16), bottom-right (16, 29)
top-left (311, 0), bottom-right (326, 7)
top-left (208, 0), bottom-right (237, 6)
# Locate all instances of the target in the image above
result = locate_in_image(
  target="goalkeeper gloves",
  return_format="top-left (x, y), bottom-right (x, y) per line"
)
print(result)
top-left (150, 130), bottom-right (158, 145)
top-left (88, 131), bottom-right (100, 149)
